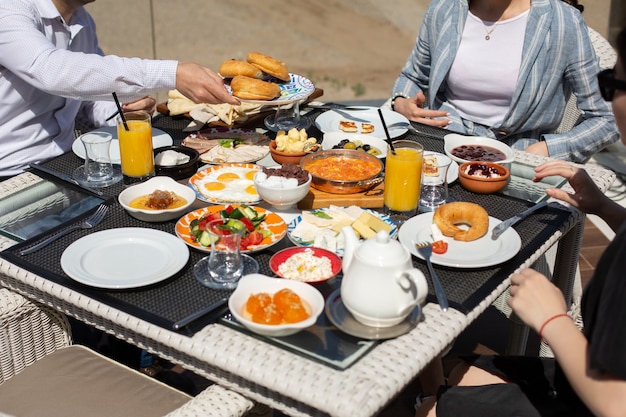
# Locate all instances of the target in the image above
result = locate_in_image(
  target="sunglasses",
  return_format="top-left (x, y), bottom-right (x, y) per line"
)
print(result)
top-left (598, 68), bottom-right (626, 101)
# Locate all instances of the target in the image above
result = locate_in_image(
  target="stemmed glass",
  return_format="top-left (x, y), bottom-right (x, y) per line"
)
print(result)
top-left (264, 100), bottom-right (311, 132)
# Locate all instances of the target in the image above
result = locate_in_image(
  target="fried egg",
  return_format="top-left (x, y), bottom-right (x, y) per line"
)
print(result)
top-left (197, 165), bottom-right (261, 203)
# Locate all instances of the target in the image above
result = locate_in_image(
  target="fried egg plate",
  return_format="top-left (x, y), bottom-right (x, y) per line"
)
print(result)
top-left (188, 163), bottom-right (261, 204)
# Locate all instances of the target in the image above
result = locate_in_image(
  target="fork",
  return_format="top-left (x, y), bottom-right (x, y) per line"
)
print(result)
top-left (19, 204), bottom-right (109, 255)
top-left (414, 241), bottom-right (449, 312)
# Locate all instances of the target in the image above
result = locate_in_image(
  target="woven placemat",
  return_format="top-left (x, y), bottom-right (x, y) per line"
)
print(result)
top-left (1, 115), bottom-right (574, 333)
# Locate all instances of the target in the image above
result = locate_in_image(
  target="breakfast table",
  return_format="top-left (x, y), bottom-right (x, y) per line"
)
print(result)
top-left (0, 108), bottom-right (616, 417)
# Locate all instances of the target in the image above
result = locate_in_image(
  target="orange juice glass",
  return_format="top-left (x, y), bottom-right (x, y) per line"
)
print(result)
top-left (383, 140), bottom-right (424, 221)
top-left (117, 111), bottom-right (154, 185)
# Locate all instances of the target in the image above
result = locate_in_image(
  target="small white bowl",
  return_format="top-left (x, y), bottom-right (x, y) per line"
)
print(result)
top-left (443, 133), bottom-right (515, 165)
top-left (228, 273), bottom-right (324, 337)
top-left (118, 176), bottom-right (196, 222)
top-left (253, 171), bottom-right (312, 210)
top-left (322, 132), bottom-right (388, 158)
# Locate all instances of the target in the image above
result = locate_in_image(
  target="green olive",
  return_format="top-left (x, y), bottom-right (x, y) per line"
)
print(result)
top-left (343, 142), bottom-right (356, 150)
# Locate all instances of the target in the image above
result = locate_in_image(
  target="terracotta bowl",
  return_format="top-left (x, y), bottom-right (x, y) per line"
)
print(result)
top-left (458, 161), bottom-right (510, 194)
top-left (269, 140), bottom-right (308, 165)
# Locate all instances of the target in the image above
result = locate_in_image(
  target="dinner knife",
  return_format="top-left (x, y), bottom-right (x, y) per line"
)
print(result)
top-left (29, 163), bottom-right (104, 196)
top-left (491, 201), bottom-right (548, 240)
top-left (172, 298), bottom-right (228, 331)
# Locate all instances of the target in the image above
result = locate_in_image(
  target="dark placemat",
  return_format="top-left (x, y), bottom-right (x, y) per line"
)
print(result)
top-left (0, 115), bottom-right (577, 336)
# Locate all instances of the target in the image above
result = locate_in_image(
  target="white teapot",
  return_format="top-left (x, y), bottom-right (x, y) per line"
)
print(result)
top-left (340, 226), bottom-right (428, 327)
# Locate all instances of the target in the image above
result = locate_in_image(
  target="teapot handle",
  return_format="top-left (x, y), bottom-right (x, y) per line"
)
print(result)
top-left (396, 268), bottom-right (428, 306)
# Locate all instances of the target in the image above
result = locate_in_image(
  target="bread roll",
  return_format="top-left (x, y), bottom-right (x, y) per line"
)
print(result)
top-left (219, 59), bottom-right (264, 79)
top-left (246, 52), bottom-right (290, 82)
top-left (433, 202), bottom-right (489, 242)
top-left (230, 75), bottom-right (281, 101)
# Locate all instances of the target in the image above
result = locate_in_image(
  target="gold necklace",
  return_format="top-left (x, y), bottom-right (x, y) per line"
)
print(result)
top-left (483, 22), bottom-right (496, 40)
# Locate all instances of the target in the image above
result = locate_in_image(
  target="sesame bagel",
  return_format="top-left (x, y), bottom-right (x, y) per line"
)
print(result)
top-left (433, 202), bottom-right (489, 242)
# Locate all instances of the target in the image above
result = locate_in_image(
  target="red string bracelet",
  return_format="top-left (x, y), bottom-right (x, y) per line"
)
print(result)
top-left (539, 313), bottom-right (570, 341)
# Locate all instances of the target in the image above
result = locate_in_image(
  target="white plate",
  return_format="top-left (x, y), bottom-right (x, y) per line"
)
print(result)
top-left (228, 73), bottom-right (315, 105)
top-left (72, 126), bottom-right (174, 165)
top-left (287, 208), bottom-right (398, 257)
top-left (315, 107), bottom-right (409, 139)
top-left (61, 228), bottom-right (189, 289)
top-left (424, 151), bottom-right (459, 183)
top-left (398, 212), bottom-right (521, 268)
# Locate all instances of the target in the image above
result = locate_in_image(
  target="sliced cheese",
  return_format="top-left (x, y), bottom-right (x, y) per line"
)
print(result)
top-left (351, 219), bottom-right (377, 239)
top-left (357, 211), bottom-right (392, 233)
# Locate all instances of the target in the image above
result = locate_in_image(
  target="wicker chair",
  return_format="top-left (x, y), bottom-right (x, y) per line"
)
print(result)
top-left (0, 288), bottom-right (255, 417)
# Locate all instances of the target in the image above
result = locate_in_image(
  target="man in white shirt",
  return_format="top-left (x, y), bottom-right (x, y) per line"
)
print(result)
top-left (0, 0), bottom-right (239, 177)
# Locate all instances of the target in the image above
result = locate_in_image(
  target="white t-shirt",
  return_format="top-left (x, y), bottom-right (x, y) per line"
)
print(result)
top-left (445, 10), bottom-right (529, 126)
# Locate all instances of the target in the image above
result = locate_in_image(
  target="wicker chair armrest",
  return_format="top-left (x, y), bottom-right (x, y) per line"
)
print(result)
top-left (164, 384), bottom-right (254, 417)
top-left (0, 288), bottom-right (71, 384)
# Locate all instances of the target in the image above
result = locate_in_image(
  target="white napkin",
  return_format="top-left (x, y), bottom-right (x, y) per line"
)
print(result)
top-left (167, 89), bottom-right (272, 131)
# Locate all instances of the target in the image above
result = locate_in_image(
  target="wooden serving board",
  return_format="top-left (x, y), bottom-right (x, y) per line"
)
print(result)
top-left (297, 183), bottom-right (384, 210)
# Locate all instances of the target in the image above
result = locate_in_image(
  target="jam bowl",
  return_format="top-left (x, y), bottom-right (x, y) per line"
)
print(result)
top-left (444, 134), bottom-right (514, 165)
top-left (458, 161), bottom-right (510, 194)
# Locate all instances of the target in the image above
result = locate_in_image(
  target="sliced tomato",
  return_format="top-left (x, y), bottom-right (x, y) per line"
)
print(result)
top-left (198, 212), bottom-right (222, 230)
top-left (240, 231), bottom-right (264, 249)
top-left (224, 205), bottom-right (234, 214)
top-left (240, 217), bottom-right (255, 232)
top-left (432, 240), bottom-right (448, 255)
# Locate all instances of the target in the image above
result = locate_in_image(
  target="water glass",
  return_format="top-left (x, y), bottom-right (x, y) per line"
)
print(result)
top-left (195, 220), bottom-right (245, 289)
top-left (73, 131), bottom-right (122, 187)
top-left (117, 110), bottom-right (154, 186)
top-left (419, 153), bottom-right (452, 212)
top-left (383, 140), bottom-right (424, 223)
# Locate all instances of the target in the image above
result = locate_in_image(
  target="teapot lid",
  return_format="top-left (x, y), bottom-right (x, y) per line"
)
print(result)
top-left (356, 230), bottom-right (408, 265)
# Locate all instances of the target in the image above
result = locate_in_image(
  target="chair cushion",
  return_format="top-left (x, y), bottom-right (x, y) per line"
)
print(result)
top-left (0, 345), bottom-right (191, 417)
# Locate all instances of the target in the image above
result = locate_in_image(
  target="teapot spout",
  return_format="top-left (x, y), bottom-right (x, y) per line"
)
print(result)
top-left (341, 225), bottom-right (359, 274)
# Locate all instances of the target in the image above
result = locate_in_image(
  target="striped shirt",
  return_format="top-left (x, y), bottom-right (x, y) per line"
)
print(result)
top-left (392, 0), bottom-right (618, 162)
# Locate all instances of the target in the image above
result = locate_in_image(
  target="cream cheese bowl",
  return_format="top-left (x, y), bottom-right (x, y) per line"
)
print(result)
top-left (118, 176), bottom-right (196, 222)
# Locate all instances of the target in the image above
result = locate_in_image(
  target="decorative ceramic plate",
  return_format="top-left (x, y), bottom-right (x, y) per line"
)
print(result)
top-left (398, 212), bottom-right (522, 268)
top-left (287, 207), bottom-right (397, 257)
top-left (227, 73), bottom-right (315, 105)
top-left (188, 163), bottom-right (261, 205)
top-left (175, 205), bottom-right (287, 254)
top-left (61, 228), bottom-right (189, 289)
top-left (72, 126), bottom-right (173, 165)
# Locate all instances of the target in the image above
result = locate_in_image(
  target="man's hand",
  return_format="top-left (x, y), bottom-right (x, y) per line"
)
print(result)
top-left (122, 96), bottom-right (157, 114)
top-left (176, 62), bottom-right (240, 105)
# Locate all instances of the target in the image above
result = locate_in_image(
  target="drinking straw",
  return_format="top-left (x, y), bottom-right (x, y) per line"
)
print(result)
top-left (378, 108), bottom-right (395, 155)
top-left (112, 92), bottom-right (128, 131)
